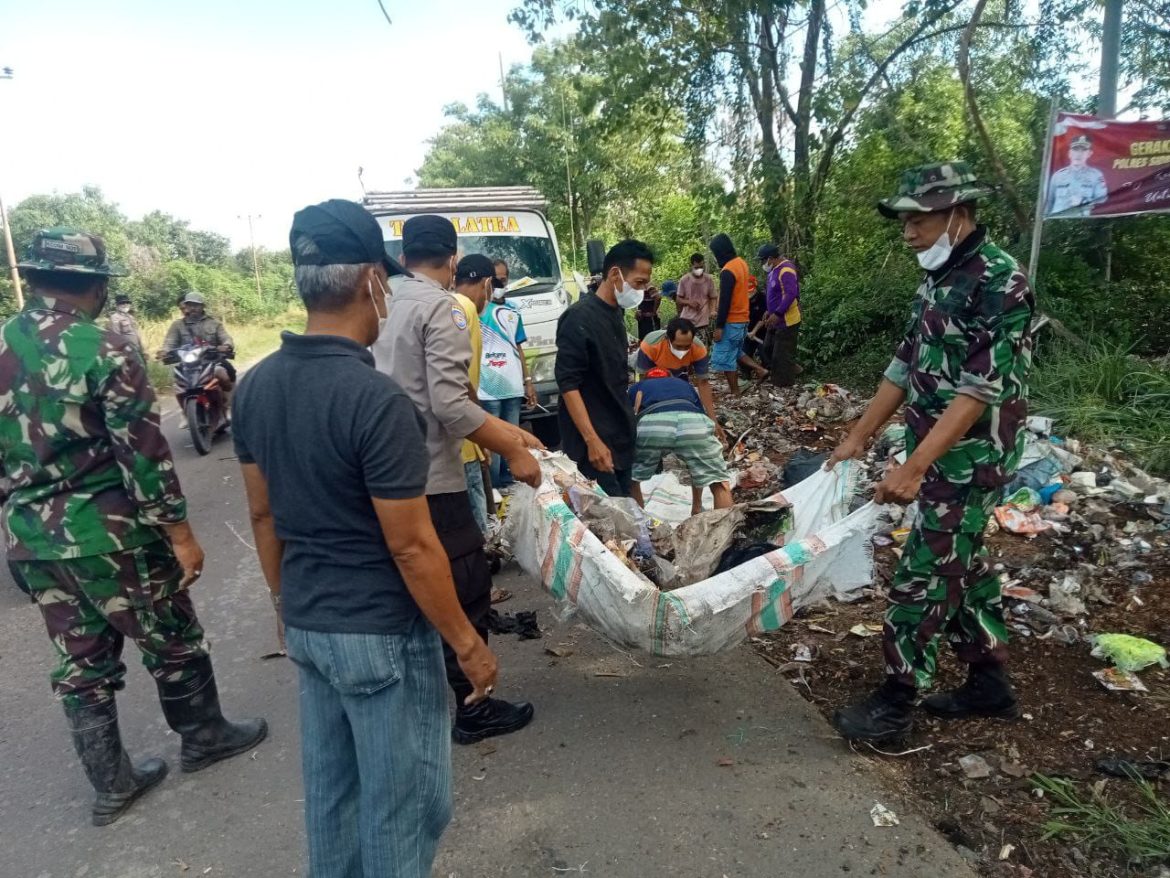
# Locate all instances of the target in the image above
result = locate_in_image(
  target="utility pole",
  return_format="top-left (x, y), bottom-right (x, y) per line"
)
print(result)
top-left (498, 53), bottom-right (510, 112)
top-left (1098, 0), bottom-right (1123, 281)
top-left (0, 65), bottom-right (21, 309)
top-left (1098, 0), bottom-right (1122, 119)
top-left (561, 91), bottom-right (578, 271)
top-left (1, 193), bottom-right (22, 309)
top-left (238, 214), bottom-right (263, 302)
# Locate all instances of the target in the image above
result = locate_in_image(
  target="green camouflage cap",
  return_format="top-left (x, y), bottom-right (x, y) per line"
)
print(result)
top-left (17, 227), bottom-right (128, 276)
top-left (877, 161), bottom-right (993, 219)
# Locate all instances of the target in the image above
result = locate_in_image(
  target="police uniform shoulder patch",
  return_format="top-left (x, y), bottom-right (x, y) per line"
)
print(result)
top-left (451, 306), bottom-right (468, 330)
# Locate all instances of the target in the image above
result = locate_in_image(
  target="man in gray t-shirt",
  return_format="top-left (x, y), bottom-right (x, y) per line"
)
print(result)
top-left (234, 199), bottom-right (498, 877)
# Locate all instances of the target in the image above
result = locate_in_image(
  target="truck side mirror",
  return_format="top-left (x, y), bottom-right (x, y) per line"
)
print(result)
top-left (586, 239), bottom-right (605, 276)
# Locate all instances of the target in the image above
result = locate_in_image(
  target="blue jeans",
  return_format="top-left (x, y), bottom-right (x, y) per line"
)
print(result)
top-left (464, 459), bottom-right (489, 535)
top-left (480, 397), bottom-right (523, 487)
top-left (285, 619), bottom-right (452, 878)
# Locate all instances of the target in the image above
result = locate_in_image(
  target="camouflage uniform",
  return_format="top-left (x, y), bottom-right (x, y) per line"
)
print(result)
top-left (1, 231), bottom-right (207, 710)
top-left (878, 163), bottom-right (1035, 689)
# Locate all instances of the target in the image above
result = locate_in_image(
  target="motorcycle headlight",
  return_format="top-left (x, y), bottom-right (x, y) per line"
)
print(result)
top-left (528, 352), bottom-right (557, 385)
top-left (180, 350), bottom-right (200, 364)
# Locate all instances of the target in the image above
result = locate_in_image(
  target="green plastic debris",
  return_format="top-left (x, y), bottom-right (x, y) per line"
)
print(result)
top-left (1090, 633), bottom-right (1169, 673)
top-left (1005, 487), bottom-right (1042, 510)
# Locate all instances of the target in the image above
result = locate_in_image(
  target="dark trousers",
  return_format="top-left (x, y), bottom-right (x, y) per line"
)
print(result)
top-left (762, 322), bottom-right (800, 387)
top-left (427, 492), bottom-right (491, 705)
top-left (575, 458), bottom-right (634, 498)
top-left (440, 550), bottom-right (492, 705)
top-left (636, 315), bottom-right (661, 340)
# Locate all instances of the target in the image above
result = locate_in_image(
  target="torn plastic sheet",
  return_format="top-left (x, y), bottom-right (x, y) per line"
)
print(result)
top-left (502, 452), bottom-right (878, 656)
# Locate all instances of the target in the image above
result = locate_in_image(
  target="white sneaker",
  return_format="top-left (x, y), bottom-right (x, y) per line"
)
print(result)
top-left (179, 417), bottom-right (188, 430)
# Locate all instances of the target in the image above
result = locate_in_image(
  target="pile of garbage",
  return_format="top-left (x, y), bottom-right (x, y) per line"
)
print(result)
top-left (871, 414), bottom-right (1170, 646)
top-left (718, 383), bottom-right (870, 502)
top-left (565, 485), bottom-right (793, 591)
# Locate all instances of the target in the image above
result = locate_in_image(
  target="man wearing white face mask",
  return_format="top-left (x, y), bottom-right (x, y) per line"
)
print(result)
top-left (374, 215), bottom-right (541, 746)
top-left (107, 294), bottom-right (144, 351)
top-left (555, 239), bottom-right (655, 497)
top-left (825, 162), bottom-right (1035, 743)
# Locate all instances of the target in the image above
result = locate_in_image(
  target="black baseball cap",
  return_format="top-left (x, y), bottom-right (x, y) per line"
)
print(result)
top-left (115, 293), bottom-right (132, 304)
top-left (455, 254), bottom-right (495, 282)
top-left (402, 215), bottom-right (458, 257)
top-left (757, 243), bottom-right (780, 261)
top-left (289, 199), bottom-right (409, 277)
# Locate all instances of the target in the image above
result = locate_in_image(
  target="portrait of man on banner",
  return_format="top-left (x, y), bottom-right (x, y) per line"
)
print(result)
top-left (1046, 134), bottom-right (1109, 217)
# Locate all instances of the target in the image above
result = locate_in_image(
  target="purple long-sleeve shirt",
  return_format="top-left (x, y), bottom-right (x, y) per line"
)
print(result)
top-left (765, 260), bottom-right (800, 322)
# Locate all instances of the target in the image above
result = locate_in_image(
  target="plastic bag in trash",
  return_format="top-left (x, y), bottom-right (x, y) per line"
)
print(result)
top-left (1090, 633), bottom-right (1169, 672)
top-left (671, 507), bottom-right (746, 585)
top-left (781, 449), bottom-right (830, 489)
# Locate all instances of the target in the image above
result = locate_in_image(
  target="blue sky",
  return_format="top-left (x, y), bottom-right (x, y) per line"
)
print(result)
top-left (0, 0), bottom-right (551, 249)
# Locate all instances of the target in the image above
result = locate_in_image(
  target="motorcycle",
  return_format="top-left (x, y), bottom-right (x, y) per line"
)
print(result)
top-left (162, 343), bottom-right (234, 455)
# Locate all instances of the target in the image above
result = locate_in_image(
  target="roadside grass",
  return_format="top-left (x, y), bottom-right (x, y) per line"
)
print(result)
top-left (137, 307), bottom-right (305, 390)
top-left (1031, 337), bottom-right (1170, 475)
top-left (1033, 774), bottom-right (1170, 866)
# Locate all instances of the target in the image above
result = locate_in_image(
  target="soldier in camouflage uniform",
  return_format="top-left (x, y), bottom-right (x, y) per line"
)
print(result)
top-left (0, 228), bottom-right (267, 826)
top-left (825, 163), bottom-right (1035, 741)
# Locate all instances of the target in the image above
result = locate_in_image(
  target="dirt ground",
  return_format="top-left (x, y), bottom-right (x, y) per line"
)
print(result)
top-left (715, 380), bottom-right (1170, 878)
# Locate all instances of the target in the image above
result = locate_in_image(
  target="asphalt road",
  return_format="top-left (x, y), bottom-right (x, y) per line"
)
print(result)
top-left (0, 410), bottom-right (975, 878)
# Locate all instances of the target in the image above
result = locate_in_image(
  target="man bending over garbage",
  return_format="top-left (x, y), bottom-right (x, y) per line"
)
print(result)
top-left (628, 368), bottom-right (733, 516)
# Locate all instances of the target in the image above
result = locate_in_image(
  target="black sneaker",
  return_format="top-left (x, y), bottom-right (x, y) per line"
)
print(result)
top-left (453, 698), bottom-right (534, 745)
top-left (921, 662), bottom-right (1019, 720)
top-left (832, 680), bottom-right (916, 742)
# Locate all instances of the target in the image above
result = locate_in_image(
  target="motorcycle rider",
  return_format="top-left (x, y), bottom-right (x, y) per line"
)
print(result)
top-left (158, 292), bottom-right (235, 429)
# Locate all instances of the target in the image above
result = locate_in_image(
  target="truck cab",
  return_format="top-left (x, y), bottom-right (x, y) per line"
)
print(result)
top-left (363, 187), bottom-right (569, 433)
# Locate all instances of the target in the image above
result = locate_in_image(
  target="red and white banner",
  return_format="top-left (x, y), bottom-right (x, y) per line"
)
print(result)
top-left (1043, 112), bottom-right (1170, 220)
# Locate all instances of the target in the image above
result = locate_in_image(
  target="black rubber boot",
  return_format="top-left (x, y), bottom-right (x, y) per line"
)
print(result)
top-left (832, 679), bottom-right (916, 742)
top-left (65, 700), bottom-right (168, 826)
top-left (157, 656), bottom-right (268, 772)
top-left (921, 662), bottom-right (1019, 720)
top-left (453, 697), bottom-right (535, 745)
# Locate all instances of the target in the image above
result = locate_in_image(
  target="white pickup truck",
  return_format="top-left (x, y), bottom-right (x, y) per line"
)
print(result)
top-left (363, 187), bottom-right (571, 435)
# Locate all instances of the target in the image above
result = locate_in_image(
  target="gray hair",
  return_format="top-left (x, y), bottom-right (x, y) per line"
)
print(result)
top-left (293, 262), bottom-right (378, 311)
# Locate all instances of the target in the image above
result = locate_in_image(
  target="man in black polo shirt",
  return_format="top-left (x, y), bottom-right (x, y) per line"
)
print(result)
top-left (556, 239), bottom-right (655, 497)
top-left (232, 199), bottom-right (498, 878)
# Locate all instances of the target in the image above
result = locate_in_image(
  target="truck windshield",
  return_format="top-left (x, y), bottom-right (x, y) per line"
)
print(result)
top-left (385, 235), bottom-right (560, 288)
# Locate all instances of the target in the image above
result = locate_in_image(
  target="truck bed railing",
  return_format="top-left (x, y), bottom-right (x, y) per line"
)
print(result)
top-left (362, 187), bottom-right (548, 213)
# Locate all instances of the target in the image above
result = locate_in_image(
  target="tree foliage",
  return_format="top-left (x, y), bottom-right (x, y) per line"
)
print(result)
top-left (0, 188), bottom-right (295, 323)
top-left (414, 2), bottom-right (1169, 373)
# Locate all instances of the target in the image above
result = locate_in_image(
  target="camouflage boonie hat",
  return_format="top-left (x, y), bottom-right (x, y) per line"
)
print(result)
top-left (17, 227), bottom-right (128, 276)
top-left (877, 161), bottom-right (993, 219)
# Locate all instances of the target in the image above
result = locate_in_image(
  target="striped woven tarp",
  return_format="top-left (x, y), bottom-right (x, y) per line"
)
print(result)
top-left (503, 453), bottom-right (878, 657)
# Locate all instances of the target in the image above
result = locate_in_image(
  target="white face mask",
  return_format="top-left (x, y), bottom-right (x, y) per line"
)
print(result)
top-left (116, 304), bottom-right (131, 314)
top-left (691, 267), bottom-right (704, 276)
top-left (614, 270), bottom-right (645, 309)
top-left (368, 275), bottom-right (390, 336)
top-left (916, 210), bottom-right (958, 271)
top-left (491, 287), bottom-right (506, 303)
top-left (669, 345), bottom-right (690, 359)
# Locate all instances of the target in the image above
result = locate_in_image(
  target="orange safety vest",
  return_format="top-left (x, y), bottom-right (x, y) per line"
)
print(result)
top-left (723, 256), bottom-right (751, 324)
